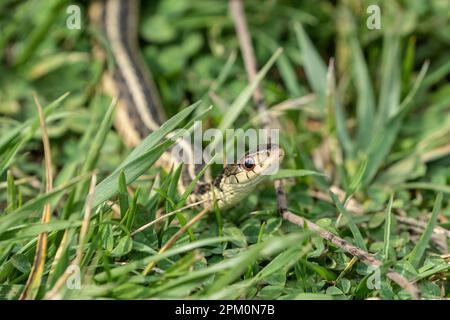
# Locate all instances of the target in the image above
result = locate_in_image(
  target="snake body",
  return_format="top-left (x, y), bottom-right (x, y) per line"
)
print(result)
top-left (90, 0), bottom-right (284, 209)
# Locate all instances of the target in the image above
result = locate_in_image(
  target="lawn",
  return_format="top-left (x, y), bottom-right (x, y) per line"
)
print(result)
top-left (0, 0), bottom-right (449, 300)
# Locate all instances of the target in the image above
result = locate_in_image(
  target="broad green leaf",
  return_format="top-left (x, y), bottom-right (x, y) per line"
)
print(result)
top-left (300, 259), bottom-right (337, 281)
top-left (256, 247), bottom-right (303, 280)
top-left (110, 236), bottom-right (133, 258)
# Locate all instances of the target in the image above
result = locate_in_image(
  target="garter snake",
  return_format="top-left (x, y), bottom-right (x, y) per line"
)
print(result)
top-left (89, 0), bottom-right (284, 209)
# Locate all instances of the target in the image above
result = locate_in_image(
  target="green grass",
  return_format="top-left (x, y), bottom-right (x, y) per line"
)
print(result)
top-left (0, 0), bottom-right (449, 300)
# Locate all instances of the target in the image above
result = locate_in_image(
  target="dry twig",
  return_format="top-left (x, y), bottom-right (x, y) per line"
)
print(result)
top-left (20, 93), bottom-right (54, 300)
top-left (131, 199), bottom-right (208, 236)
top-left (142, 206), bottom-right (210, 275)
top-left (45, 173), bottom-right (97, 300)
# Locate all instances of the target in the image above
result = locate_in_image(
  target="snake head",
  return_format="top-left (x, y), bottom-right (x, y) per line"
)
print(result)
top-left (223, 143), bottom-right (284, 182)
top-left (213, 144), bottom-right (284, 208)
top-left (237, 143), bottom-right (284, 177)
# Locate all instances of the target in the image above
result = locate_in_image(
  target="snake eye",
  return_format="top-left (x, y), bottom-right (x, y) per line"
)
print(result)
top-left (242, 158), bottom-right (255, 171)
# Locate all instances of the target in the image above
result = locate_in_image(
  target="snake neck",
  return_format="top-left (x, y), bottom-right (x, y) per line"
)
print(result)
top-left (188, 171), bottom-right (263, 210)
top-left (187, 182), bottom-right (229, 209)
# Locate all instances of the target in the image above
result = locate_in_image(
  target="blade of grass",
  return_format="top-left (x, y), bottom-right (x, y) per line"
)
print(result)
top-left (375, 35), bottom-right (400, 128)
top-left (20, 93), bottom-right (54, 300)
top-left (395, 182), bottom-right (450, 194)
top-left (14, 0), bottom-right (67, 66)
top-left (131, 200), bottom-right (207, 236)
top-left (92, 141), bottom-right (171, 208)
top-left (294, 22), bottom-right (327, 103)
top-left (178, 154), bottom-right (218, 207)
top-left (255, 31), bottom-right (304, 97)
top-left (142, 206), bottom-right (210, 275)
top-left (6, 170), bottom-right (17, 213)
top-left (75, 97), bottom-right (116, 198)
top-left (45, 174), bottom-right (97, 299)
top-left (363, 62), bottom-right (429, 186)
top-left (346, 157), bottom-right (367, 197)
top-left (330, 191), bottom-right (367, 251)
top-left (0, 92), bottom-right (69, 152)
top-left (206, 233), bottom-right (307, 295)
top-left (0, 92), bottom-right (69, 177)
top-left (93, 101), bottom-right (201, 207)
top-left (217, 48), bottom-right (283, 132)
top-left (422, 59), bottom-right (450, 90)
top-left (269, 169), bottom-right (325, 180)
top-left (54, 95), bottom-right (110, 187)
top-left (383, 194), bottom-right (394, 262)
top-left (121, 101), bottom-right (200, 169)
top-left (407, 193), bottom-right (443, 268)
top-left (299, 259), bottom-right (337, 281)
top-left (325, 57), bottom-right (353, 157)
top-left (349, 33), bottom-right (376, 151)
top-left (195, 50), bottom-right (237, 116)
top-left (0, 220), bottom-right (82, 242)
top-left (94, 237), bottom-right (231, 282)
top-left (391, 61), bottom-right (429, 119)
top-left (0, 175), bottom-right (88, 235)
top-left (117, 171), bottom-right (129, 218)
